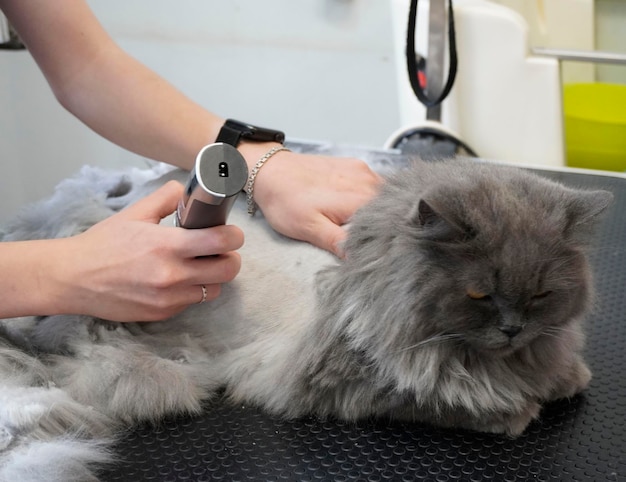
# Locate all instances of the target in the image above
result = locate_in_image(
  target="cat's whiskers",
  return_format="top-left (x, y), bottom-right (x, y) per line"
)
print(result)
top-left (540, 325), bottom-right (581, 340)
top-left (393, 333), bottom-right (463, 355)
top-left (534, 253), bottom-right (569, 265)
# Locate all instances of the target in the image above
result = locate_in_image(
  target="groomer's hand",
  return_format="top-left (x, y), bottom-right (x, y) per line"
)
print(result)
top-left (54, 181), bottom-right (243, 322)
top-left (250, 150), bottom-right (381, 257)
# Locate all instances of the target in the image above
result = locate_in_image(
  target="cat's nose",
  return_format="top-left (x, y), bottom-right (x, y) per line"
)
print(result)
top-left (498, 324), bottom-right (523, 338)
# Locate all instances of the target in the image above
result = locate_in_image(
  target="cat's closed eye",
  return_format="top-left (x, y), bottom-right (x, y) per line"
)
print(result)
top-left (531, 291), bottom-right (552, 300)
top-left (467, 289), bottom-right (491, 301)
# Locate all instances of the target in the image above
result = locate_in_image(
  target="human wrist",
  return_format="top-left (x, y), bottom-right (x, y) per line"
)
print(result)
top-left (211, 118), bottom-right (289, 214)
top-left (0, 238), bottom-right (75, 318)
top-left (46, 236), bottom-right (88, 316)
top-left (237, 141), bottom-right (291, 212)
top-left (243, 145), bottom-right (291, 215)
top-left (213, 118), bottom-right (285, 174)
top-left (237, 141), bottom-right (284, 172)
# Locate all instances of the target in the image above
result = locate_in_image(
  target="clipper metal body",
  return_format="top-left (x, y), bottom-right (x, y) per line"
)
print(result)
top-left (176, 143), bottom-right (248, 228)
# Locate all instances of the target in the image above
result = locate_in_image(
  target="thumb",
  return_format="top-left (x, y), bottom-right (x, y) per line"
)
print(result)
top-left (307, 218), bottom-right (348, 258)
top-left (117, 181), bottom-right (184, 223)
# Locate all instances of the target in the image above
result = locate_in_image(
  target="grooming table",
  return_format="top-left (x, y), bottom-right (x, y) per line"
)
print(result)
top-left (101, 143), bottom-right (626, 482)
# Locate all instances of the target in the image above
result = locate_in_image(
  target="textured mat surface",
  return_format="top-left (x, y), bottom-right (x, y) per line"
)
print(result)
top-left (101, 161), bottom-right (626, 482)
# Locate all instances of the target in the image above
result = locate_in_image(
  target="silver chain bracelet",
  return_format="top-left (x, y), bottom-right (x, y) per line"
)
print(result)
top-left (246, 146), bottom-right (291, 216)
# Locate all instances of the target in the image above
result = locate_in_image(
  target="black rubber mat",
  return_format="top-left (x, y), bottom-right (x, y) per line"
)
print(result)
top-left (101, 165), bottom-right (626, 482)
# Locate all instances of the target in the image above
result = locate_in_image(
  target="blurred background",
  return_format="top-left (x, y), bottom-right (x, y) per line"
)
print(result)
top-left (1, 0), bottom-right (625, 223)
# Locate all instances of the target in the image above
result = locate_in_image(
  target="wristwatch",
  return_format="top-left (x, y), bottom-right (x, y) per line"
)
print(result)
top-left (216, 119), bottom-right (285, 147)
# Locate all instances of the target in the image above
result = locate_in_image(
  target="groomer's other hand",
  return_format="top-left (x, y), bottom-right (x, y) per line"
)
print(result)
top-left (54, 181), bottom-right (243, 322)
top-left (251, 151), bottom-right (381, 257)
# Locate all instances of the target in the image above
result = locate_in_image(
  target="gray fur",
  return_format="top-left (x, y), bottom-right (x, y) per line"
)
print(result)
top-left (0, 159), bottom-right (611, 479)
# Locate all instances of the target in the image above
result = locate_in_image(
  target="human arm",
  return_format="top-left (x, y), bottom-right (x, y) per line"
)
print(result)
top-left (0, 0), bottom-right (381, 255)
top-left (0, 182), bottom-right (243, 321)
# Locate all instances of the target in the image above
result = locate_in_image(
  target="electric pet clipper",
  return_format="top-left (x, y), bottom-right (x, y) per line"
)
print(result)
top-left (176, 143), bottom-right (248, 228)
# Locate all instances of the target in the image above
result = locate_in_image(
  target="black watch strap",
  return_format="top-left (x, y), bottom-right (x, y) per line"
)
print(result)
top-left (216, 119), bottom-right (285, 147)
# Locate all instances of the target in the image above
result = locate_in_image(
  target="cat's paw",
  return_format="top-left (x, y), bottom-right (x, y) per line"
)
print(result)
top-left (570, 359), bottom-right (592, 394)
top-left (479, 401), bottom-right (541, 437)
top-left (549, 358), bottom-right (592, 401)
top-left (503, 401), bottom-right (542, 437)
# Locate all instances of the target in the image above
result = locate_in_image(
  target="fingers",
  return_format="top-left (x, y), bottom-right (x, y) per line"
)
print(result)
top-left (146, 228), bottom-right (243, 319)
top-left (252, 153), bottom-right (381, 256)
top-left (153, 253), bottom-right (239, 317)
top-left (117, 181), bottom-right (183, 223)
top-left (172, 224), bottom-right (245, 259)
top-left (181, 282), bottom-right (221, 307)
top-left (298, 216), bottom-right (348, 258)
top-left (182, 251), bottom-right (242, 286)
top-left (116, 252), bottom-right (241, 322)
top-left (111, 181), bottom-right (244, 258)
top-left (125, 283), bottom-right (222, 322)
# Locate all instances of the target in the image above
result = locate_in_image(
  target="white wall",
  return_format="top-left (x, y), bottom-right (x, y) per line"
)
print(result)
top-left (0, 0), bottom-right (399, 223)
top-left (86, 0), bottom-right (399, 144)
top-left (596, 0), bottom-right (626, 83)
top-left (2, 0), bottom-right (625, 224)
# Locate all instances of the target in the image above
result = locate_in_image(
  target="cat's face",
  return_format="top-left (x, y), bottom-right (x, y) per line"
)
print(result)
top-left (406, 168), bottom-right (612, 357)
top-left (422, 233), bottom-right (591, 356)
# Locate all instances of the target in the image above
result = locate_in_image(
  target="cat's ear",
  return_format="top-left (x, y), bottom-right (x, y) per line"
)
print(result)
top-left (564, 189), bottom-right (613, 243)
top-left (412, 199), bottom-right (469, 242)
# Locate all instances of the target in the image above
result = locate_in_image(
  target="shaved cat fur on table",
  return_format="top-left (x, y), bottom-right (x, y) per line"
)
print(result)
top-left (0, 158), bottom-right (612, 481)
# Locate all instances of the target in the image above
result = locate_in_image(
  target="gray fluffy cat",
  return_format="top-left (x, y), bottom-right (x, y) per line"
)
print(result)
top-left (0, 158), bottom-right (612, 481)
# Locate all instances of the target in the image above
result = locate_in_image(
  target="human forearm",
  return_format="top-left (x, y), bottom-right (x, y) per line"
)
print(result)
top-left (1, 0), bottom-right (222, 170)
top-left (0, 238), bottom-right (71, 318)
top-left (53, 49), bottom-right (222, 170)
